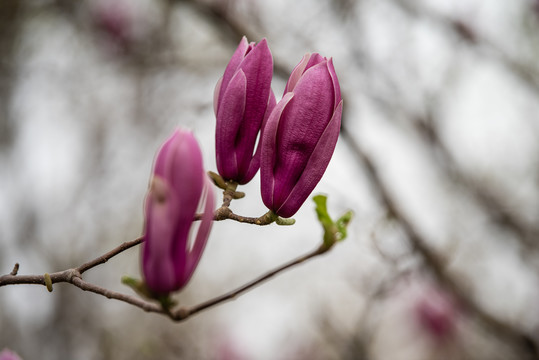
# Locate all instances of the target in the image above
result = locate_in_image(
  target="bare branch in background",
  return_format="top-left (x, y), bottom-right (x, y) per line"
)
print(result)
top-left (0, 0), bottom-right (22, 148)
top-left (2, 0), bottom-right (539, 358)
top-left (393, 0), bottom-right (539, 95)
top-left (176, 0), bottom-right (292, 78)
top-left (341, 125), bottom-right (539, 359)
top-left (414, 105), bottom-right (539, 251)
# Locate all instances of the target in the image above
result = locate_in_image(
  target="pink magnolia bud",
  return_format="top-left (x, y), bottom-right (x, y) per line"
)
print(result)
top-left (142, 129), bottom-right (215, 295)
top-left (260, 54), bottom-right (342, 218)
top-left (91, 0), bottom-right (135, 52)
top-left (0, 349), bottom-right (22, 360)
top-left (214, 37), bottom-right (276, 184)
top-left (415, 288), bottom-right (458, 341)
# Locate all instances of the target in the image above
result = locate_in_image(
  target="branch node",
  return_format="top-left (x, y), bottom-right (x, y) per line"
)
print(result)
top-left (214, 206), bottom-right (232, 220)
top-left (44, 273), bottom-right (53, 292)
top-left (10, 263), bottom-right (19, 276)
top-left (255, 210), bottom-right (277, 225)
top-left (174, 307), bottom-right (190, 321)
top-left (66, 269), bottom-right (82, 283)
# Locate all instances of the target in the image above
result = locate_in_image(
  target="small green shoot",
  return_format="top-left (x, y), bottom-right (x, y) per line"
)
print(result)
top-left (313, 195), bottom-right (353, 250)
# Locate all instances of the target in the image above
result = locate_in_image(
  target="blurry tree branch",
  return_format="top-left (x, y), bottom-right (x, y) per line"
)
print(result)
top-left (195, 176), bottom-right (294, 225)
top-left (414, 105), bottom-right (539, 250)
top-left (0, 0), bottom-right (22, 148)
top-left (393, 0), bottom-right (539, 96)
top-left (341, 124), bottom-right (539, 360)
top-left (346, 35), bottom-right (539, 255)
top-left (176, 0), bottom-right (291, 79)
top-left (0, 237), bottom-right (143, 287)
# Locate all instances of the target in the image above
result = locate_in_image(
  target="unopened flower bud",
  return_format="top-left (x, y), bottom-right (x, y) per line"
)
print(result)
top-left (141, 129), bottom-right (215, 295)
top-left (214, 37), bottom-right (276, 184)
top-left (260, 54), bottom-right (342, 218)
top-left (415, 288), bottom-right (458, 341)
top-left (0, 349), bottom-right (22, 360)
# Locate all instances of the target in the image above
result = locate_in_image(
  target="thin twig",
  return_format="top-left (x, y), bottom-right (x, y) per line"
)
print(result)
top-left (70, 277), bottom-right (162, 314)
top-left (195, 178), bottom-right (279, 225)
top-left (10, 263), bottom-right (19, 276)
top-left (0, 238), bottom-right (142, 287)
top-left (0, 235), bottom-right (332, 322)
top-left (211, 206), bottom-right (277, 225)
top-left (173, 244), bottom-right (329, 320)
top-left (77, 237), bottom-right (143, 274)
top-left (194, 206), bottom-right (277, 225)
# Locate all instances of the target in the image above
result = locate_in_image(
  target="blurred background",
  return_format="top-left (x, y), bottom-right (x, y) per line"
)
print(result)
top-left (1, 0), bottom-right (539, 359)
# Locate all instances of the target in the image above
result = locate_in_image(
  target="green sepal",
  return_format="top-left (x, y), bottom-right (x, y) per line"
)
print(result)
top-left (256, 210), bottom-right (278, 225)
top-left (314, 195), bottom-right (333, 229)
top-left (313, 195), bottom-right (353, 249)
top-left (335, 210), bottom-right (353, 241)
top-left (122, 276), bottom-right (153, 299)
top-left (157, 295), bottom-right (177, 311)
top-left (276, 217), bottom-right (296, 226)
top-left (232, 191), bottom-right (245, 199)
top-left (121, 276), bottom-right (177, 310)
top-left (208, 171), bottom-right (227, 190)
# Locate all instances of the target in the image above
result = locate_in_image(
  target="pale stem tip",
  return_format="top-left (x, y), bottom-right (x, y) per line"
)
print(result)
top-left (276, 217), bottom-right (296, 226)
top-left (44, 273), bottom-right (53, 292)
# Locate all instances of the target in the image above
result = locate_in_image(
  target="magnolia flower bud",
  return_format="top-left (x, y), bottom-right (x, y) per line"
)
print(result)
top-left (142, 129), bottom-right (215, 295)
top-left (260, 54), bottom-right (342, 218)
top-left (92, 0), bottom-right (132, 45)
top-left (214, 37), bottom-right (276, 184)
top-left (0, 349), bottom-right (22, 360)
top-left (415, 288), bottom-right (458, 341)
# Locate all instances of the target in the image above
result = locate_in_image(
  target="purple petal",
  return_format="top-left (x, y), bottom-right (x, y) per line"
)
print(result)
top-left (215, 69), bottom-right (247, 180)
top-left (213, 76), bottom-right (223, 116)
top-left (167, 131), bottom-right (204, 287)
top-left (260, 92), bottom-right (294, 210)
top-left (217, 36), bottom-right (249, 110)
top-left (276, 100), bottom-right (342, 217)
top-left (142, 177), bottom-right (180, 294)
top-left (182, 176), bottom-right (215, 285)
top-left (233, 39), bottom-right (273, 180)
top-left (284, 53), bottom-right (327, 94)
top-left (152, 131), bottom-right (178, 179)
top-left (284, 54), bottom-right (310, 94)
top-left (327, 58), bottom-right (342, 108)
top-left (272, 61), bottom-right (334, 209)
top-left (243, 89), bottom-right (277, 183)
top-left (166, 129), bottom-right (204, 219)
top-left (0, 349), bottom-right (22, 360)
top-left (142, 129), bottom-right (207, 294)
top-left (304, 53), bottom-right (325, 70)
top-left (262, 89), bottom-right (278, 132)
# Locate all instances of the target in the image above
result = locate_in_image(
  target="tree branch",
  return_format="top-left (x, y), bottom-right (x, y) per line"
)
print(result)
top-left (0, 235), bottom-right (332, 322)
top-left (194, 177), bottom-right (292, 226)
top-left (412, 110), bottom-right (539, 250)
top-left (393, 0), bottom-right (539, 96)
top-left (341, 125), bottom-right (539, 359)
top-left (173, 243), bottom-right (329, 320)
top-left (77, 237), bottom-right (143, 274)
top-left (70, 277), bottom-right (163, 314)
